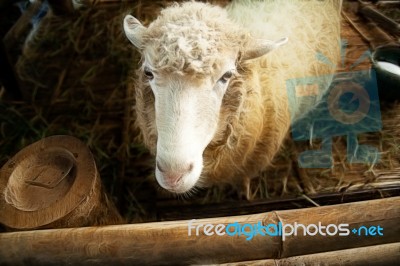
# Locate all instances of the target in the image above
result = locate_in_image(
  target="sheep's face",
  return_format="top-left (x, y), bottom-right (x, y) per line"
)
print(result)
top-left (123, 2), bottom-right (287, 194)
top-left (141, 52), bottom-right (237, 193)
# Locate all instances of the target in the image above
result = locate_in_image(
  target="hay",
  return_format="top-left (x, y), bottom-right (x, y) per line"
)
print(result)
top-left (1, 0), bottom-right (399, 226)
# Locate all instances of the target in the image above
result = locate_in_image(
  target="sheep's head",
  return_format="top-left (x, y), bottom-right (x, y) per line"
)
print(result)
top-left (124, 2), bottom-right (287, 194)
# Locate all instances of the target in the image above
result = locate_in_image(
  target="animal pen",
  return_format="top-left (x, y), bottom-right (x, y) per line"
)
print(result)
top-left (0, 0), bottom-right (399, 265)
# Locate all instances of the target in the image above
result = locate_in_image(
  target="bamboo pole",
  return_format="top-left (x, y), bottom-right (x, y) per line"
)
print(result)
top-left (277, 196), bottom-right (399, 257)
top-left (220, 242), bottom-right (400, 266)
top-left (0, 197), bottom-right (398, 265)
top-left (0, 135), bottom-right (124, 230)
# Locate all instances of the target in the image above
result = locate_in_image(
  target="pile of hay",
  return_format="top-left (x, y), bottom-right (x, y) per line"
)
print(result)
top-left (1, 0), bottom-right (399, 224)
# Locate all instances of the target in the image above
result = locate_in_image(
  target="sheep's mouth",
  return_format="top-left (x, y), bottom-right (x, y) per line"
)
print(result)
top-left (159, 183), bottom-right (200, 196)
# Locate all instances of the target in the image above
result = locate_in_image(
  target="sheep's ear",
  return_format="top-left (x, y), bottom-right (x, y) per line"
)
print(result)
top-left (242, 37), bottom-right (288, 61)
top-left (124, 15), bottom-right (147, 49)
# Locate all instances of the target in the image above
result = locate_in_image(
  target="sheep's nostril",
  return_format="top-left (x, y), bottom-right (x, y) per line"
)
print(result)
top-left (164, 173), bottom-right (184, 187)
top-left (156, 159), bottom-right (195, 189)
top-left (187, 163), bottom-right (194, 173)
top-left (175, 174), bottom-right (184, 184)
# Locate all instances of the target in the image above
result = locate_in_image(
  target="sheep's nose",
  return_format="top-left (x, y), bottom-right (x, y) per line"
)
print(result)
top-left (156, 160), bottom-right (194, 188)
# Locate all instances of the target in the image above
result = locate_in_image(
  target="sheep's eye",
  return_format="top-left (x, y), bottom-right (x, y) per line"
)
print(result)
top-left (218, 71), bottom-right (234, 84)
top-left (144, 67), bottom-right (154, 80)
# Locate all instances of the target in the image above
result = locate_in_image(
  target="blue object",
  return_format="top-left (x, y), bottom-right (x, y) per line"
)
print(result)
top-left (286, 69), bottom-right (382, 168)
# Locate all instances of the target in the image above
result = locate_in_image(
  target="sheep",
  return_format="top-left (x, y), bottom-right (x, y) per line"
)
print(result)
top-left (123, 0), bottom-right (342, 197)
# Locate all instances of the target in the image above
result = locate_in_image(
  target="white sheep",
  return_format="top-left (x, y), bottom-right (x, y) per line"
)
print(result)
top-left (124, 0), bottom-right (342, 196)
